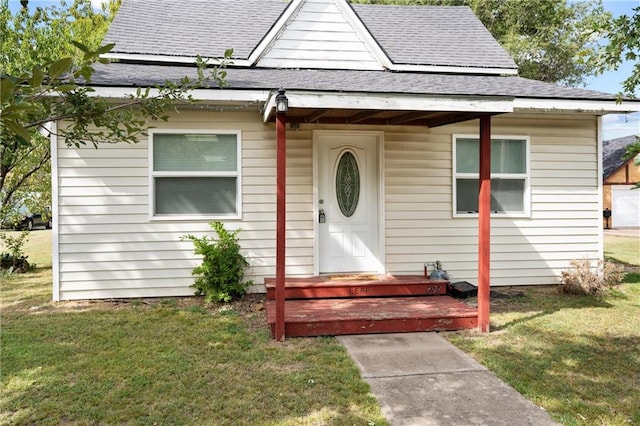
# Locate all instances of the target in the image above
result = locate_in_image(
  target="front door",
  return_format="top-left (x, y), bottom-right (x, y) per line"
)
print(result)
top-left (317, 132), bottom-right (381, 274)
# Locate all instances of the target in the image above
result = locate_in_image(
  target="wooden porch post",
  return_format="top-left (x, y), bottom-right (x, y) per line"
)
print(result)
top-left (275, 90), bottom-right (287, 341)
top-left (478, 115), bottom-right (491, 332)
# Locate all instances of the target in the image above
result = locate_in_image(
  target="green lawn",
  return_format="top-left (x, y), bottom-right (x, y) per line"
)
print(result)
top-left (2, 231), bottom-right (639, 425)
top-left (1, 232), bottom-right (387, 425)
top-left (445, 234), bottom-right (640, 425)
top-left (604, 233), bottom-right (640, 267)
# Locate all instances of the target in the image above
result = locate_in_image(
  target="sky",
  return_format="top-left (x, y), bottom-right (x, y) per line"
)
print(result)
top-left (583, 0), bottom-right (640, 141)
top-left (8, 0), bottom-right (640, 141)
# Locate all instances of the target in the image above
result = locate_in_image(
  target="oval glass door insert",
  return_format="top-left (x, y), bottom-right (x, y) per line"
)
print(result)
top-left (335, 151), bottom-right (360, 217)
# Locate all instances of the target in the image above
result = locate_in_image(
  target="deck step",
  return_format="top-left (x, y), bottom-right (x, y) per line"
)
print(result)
top-left (266, 296), bottom-right (478, 337)
top-left (264, 275), bottom-right (447, 300)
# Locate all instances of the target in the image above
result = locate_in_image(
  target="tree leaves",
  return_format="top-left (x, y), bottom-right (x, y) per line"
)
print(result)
top-left (30, 65), bottom-right (44, 87)
top-left (47, 57), bottom-right (73, 80)
top-left (595, 6), bottom-right (640, 98)
top-left (1, 0), bottom-right (231, 226)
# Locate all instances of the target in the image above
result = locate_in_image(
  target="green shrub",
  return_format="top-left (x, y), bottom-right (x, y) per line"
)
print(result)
top-left (181, 222), bottom-right (252, 303)
top-left (0, 230), bottom-right (33, 273)
top-left (559, 258), bottom-right (625, 296)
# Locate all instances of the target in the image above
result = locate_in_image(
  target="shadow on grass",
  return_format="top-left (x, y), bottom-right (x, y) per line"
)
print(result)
top-left (482, 287), bottom-right (615, 332)
top-left (448, 283), bottom-right (640, 424)
top-left (624, 272), bottom-right (640, 283)
top-left (472, 327), bottom-right (640, 425)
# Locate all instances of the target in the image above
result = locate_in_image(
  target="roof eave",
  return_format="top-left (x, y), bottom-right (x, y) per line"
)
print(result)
top-left (101, 52), bottom-right (519, 76)
top-left (262, 90), bottom-right (514, 123)
top-left (514, 98), bottom-right (640, 114)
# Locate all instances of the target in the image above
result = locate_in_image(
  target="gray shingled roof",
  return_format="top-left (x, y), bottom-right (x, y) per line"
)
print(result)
top-left (106, 0), bottom-right (288, 59)
top-left (603, 135), bottom-right (638, 178)
top-left (105, 0), bottom-right (517, 70)
top-left (98, 0), bottom-right (627, 102)
top-left (91, 63), bottom-right (617, 100)
top-left (352, 5), bottom-right (517, 69)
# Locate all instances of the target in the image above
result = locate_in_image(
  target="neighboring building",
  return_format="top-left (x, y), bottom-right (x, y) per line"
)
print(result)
top-left (603, 135), bottom-right (640, 228)
top-left (51, 0), bottom-right (640, 300)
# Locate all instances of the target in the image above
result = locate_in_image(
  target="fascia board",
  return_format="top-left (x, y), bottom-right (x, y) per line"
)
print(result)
top-left (262, 91), bottom-right (278, 123)
top-left (102, 53), bottom-right (253, 67)
top-left (335, 0), bottom-right (393, 70)
top-left (262, 91), bottom-right (514, 122)
top-left (102, 52), bottom-right (518, 76)
top-left (514, 98), bottom-right (640, 113)
top-left (247, 0), bottom-right (305, 64)
top-left (392, 63), bottom-right (518, 75)
top-left (284, 91), bottom-right (514, 112)
top-left (87, 86), bottom-right (271, 102)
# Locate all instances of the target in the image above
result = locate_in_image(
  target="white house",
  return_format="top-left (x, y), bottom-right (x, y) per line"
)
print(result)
top-left (52, 0), bottom-right (639, 302)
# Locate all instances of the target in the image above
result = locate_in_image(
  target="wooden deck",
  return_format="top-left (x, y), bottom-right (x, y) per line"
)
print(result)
top-left (265, 274), bottom-right (448, 299)
top-left (265, 275), bottom-right (478, 338)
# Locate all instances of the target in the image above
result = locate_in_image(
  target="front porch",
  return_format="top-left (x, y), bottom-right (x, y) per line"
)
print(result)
top-left (265, 275), bottom-right (478, 337)
top-left (267, 91), bottom-right (496, 340)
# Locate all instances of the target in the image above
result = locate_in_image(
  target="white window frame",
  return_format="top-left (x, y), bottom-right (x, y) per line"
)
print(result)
top-left (149, 129), bottom-right (242, 220)
top-left (452, 134), bottom-right (531, 218)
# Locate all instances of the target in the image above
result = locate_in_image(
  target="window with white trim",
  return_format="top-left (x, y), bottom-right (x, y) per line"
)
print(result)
top-left (453, 135), bottom-right (529, 216)
top-left (150, 131), bottom-right (241, 218)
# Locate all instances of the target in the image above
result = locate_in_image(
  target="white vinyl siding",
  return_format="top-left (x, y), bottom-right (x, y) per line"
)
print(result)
top-left (149, 131), bottom-right (241, 219)
top-left (384, 114), bottom-right (600, 287)
top-left (55, 111), bottom-right (315, 300)
top-left (258, 0), bottom-right (382, 70)
top-left (54, 112), bottom-right (601, 299)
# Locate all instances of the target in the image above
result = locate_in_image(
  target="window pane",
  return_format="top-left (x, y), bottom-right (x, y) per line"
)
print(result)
top-left (154, 133), bottom-right (237, 172)
top-left (492, 139), bottom-right (526, 174)
top-left (456, 178), bottom-right (479, 213)
top-left (456, 138), bottom-right (526, 174)
top-left (336, 151), bottom-right (360, 217)
top-left (155, 177), bottom-right (237, 215)
top-left (456, 138), bottom-right (479, 173)
top-left (492, 179), bottom-right (525, 211)
top-left (456, 178), bottom-right (525, 213)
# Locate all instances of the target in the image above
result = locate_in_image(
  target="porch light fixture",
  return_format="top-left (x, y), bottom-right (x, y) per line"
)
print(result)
top-left (275, 88), bottom-right (288, 114)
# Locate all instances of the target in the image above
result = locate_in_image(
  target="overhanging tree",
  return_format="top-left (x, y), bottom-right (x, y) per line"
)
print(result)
top-left (1, 0), bottom-right (118, 223)
top-left (0, 0), bottom-right (230, 225)
top-left (596, 5), bottom-right (640, 98)
top-left (595, 5), bottom-right (639, 186)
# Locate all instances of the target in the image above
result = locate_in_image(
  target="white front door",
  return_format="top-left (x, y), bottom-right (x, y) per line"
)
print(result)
top-left (317, 132), bottom-right (381, 274)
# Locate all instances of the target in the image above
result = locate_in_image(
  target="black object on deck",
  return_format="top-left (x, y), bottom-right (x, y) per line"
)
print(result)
top-left (447, 281), bottom-right (478, 299)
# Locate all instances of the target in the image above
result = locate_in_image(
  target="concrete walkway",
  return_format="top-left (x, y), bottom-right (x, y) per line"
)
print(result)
top-left (338, 332), bottom-right (558, 426)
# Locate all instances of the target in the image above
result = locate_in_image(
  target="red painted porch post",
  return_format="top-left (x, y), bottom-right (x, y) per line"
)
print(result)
top-left (478, 115), bottom-right (491, 332)
top-left (275, 99), bottom-right (287, 341)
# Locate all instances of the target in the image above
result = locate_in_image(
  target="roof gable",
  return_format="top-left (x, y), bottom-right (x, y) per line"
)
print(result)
top-left (603, 135), bottom-right (639, 178)
top-left (103, 0), bottom-right (518, 75)
top-left (257, 0), bottom-right (385, 70)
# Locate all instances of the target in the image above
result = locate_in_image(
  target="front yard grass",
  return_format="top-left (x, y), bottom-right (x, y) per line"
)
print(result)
top-left (3, 231), bottom-right (639, 425)
top-left (445, 233), bottom-right (640, 425)
top-left (1, 233), bottom-right (386, 425)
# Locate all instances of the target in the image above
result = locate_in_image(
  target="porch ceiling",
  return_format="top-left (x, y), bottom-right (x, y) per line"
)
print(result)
top-left (268, 107), bottom-right (495, 128)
